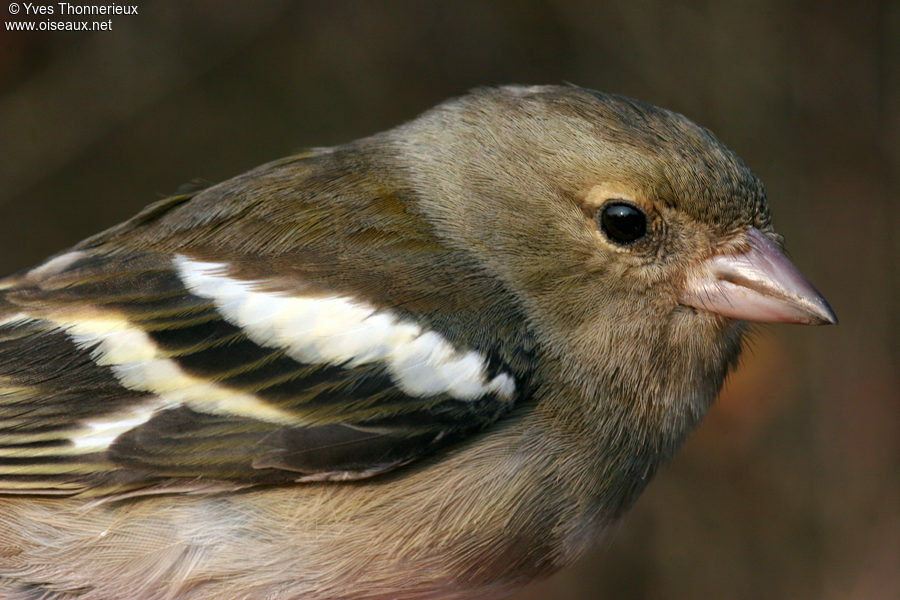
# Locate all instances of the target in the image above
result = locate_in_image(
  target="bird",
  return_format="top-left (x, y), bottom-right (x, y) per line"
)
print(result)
top-left (0, 85), bottom-right (836, 600)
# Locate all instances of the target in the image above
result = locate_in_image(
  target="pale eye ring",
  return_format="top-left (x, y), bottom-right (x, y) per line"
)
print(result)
top-left (598, 201), bottom-right (647, 245)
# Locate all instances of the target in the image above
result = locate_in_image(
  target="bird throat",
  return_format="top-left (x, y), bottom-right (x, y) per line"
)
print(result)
top-left (535, 318), bottom-right (745, 521)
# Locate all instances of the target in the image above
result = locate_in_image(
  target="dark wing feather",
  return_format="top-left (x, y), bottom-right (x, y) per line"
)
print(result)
top-left (0, 248), bottom-right (526, 496)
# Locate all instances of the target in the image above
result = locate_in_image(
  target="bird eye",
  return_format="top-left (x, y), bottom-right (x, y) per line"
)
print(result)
top-left (599, 202), bottom-right (647, 246)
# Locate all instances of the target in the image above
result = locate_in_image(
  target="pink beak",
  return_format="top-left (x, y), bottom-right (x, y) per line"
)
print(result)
top-left (679, 227), bottom-right (837, 325)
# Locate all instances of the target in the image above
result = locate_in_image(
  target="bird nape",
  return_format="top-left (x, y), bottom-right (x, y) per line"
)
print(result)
top-left (0, 84), bottom-right (835, 600)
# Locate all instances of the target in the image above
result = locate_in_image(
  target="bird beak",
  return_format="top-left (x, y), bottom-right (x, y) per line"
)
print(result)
top-left (679, 227), bottom-right (837, 325)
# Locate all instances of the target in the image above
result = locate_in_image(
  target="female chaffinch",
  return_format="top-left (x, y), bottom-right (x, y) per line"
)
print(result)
top-left (0, 85), bottom-right (835, 600)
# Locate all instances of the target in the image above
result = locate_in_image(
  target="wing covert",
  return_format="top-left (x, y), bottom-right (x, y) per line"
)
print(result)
top-left (0, 249), bottom-right (525, 496)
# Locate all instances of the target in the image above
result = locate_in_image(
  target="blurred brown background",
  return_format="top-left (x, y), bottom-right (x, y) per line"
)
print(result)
top-left (0, 1), bottom-right (896, 599)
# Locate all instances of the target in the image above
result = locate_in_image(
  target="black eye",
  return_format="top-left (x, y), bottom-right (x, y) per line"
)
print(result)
top-left (599, 201), bottom-right (647, 245)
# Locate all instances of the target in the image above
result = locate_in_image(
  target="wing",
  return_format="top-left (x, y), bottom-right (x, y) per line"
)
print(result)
top-left (0, 247), bottom-right (530, 497)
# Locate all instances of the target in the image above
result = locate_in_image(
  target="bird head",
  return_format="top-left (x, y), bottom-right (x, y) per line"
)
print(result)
top-left (393, 85), bottom-right (835, 438)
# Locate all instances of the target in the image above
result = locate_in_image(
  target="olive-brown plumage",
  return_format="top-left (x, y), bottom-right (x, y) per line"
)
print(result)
top-left (0, 85), bottom-right (834, 599)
